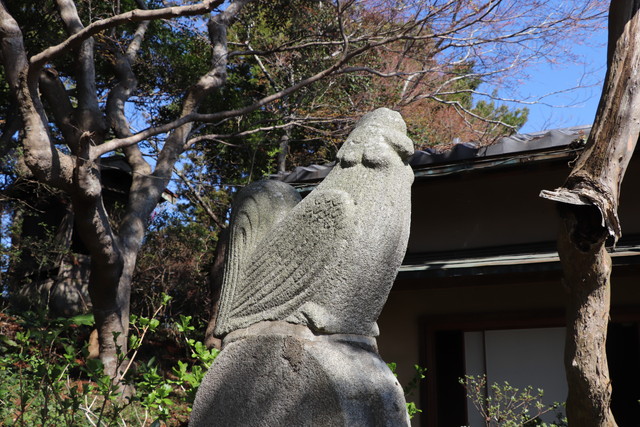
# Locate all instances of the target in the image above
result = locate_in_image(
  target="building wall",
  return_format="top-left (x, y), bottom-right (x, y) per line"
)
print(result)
top-left (377, 278), bottom-right (567, 426)
top-left (464, 327), bottom-right (567, 426)
top-left (407, 163), bottom-right (567, 253)
top-left (408, 155), bottom-right (640, 255)
top-left (377, 272), bottom-right (640, 426)
top-left (374, 150), bottom-right (640, 426)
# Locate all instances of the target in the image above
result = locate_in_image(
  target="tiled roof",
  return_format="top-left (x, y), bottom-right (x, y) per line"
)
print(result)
top-left (275, 125), bottom-right (591, 185)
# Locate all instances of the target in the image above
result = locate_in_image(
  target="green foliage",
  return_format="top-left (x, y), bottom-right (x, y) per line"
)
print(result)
top-left (0, 294), bottom-right (218, 426)
top-left (404, 364), bottom-right (427, 396)
top-left (461, 374), bottom-right (567, 427)
top-left (387, 361), bottom-right (397, 376)
top-left (473, 98), bottom-right (529, 134)
top-left (387, 362), bottom-right (427, 419)
top-left (0, 313), bottom-right (118, 426)
top-left (178, 0), bottom-right (531, 208)
top-left (405, 401), bottom-right (421, 420)
top-left (172, 315), bottom-right (220, 403)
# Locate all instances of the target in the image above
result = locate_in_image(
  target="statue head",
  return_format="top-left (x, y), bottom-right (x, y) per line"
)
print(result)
top-left (337, 108), bottom-right (414, 168)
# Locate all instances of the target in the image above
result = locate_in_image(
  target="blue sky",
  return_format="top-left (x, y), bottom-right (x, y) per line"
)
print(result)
top-left (512, 27), bottom-right (608, 134)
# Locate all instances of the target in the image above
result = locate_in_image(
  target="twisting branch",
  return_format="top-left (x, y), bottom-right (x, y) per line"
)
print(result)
top-left (30, 0), bottom-right (224, 74)
top-left (0, 2), bottom-right (74, 190)
top-left (93, 25), bottom-right (423, 158)
top-left (152, 0), bottom-right (255, 182)
top-left (105, 11), bottom-right (152, 177)
top-left (174, 168), bottom-right (226, 230)
top-left (55, 0), bottom-right (104, 145)
top-left (38, 68), bottom-right (78, 147)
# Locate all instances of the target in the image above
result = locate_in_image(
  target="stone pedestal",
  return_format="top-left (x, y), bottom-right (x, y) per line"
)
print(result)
top-left (190, 321), bottom-right (409, 426)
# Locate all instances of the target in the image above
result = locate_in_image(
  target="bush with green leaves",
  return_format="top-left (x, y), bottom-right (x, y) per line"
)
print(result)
top-left (461, 374), bottom-right (567, 427)
top-left (0, 294), bottom-right (217, 426)
top-left (0, 312), bottom-right (127, 426)
top-left (387, 362), bottom-right (427, 419)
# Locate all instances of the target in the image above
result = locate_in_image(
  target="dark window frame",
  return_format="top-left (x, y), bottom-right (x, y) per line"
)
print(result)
top-left (420, 308), bottom-right (640, 427)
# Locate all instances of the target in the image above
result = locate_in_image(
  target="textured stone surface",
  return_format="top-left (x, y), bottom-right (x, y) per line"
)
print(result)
top-left (190, 322), bottom-right (409, 426)
top-left (215, 107), bottom-right (414, 336)
top-left (192, 108), bottom-right (414, 426)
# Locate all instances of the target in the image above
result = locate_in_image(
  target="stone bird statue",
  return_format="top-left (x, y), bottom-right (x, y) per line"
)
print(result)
top-left (192, 108), bottom-right (415, 427)
top-left (214, 107), bottom-right (414, 338)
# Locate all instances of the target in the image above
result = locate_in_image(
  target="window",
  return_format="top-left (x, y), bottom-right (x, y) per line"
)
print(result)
top-left (422, 314), bottom-right (640, 427)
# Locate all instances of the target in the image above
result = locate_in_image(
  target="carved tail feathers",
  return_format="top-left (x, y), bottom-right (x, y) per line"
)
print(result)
top-left (220, 188), bottom-right (355, 333)
top-left (214, 180), bottom-right (301, 336)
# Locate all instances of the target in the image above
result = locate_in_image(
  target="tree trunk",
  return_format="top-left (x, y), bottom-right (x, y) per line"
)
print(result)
top-left (277, 131), bottom-right (290, 175)
top-left (556, 205), bottom-right (616, 425)
top-left (204, 226), bottom-right (229, 350)
top-left (540, 2), bottom-right (640, 425)
top-left (88, 250), bottom-right (135, 382)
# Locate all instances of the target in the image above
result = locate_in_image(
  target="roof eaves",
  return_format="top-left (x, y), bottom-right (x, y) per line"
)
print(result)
top-left (397, 242), bottom-right (640, 280)
top-left (274, 125), bottom-right (591, 186)
top-left (412, 145), bottom-right (581, 179)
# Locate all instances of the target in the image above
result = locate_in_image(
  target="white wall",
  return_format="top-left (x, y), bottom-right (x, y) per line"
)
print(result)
top-left (464, 327), bottom-right (567, 426)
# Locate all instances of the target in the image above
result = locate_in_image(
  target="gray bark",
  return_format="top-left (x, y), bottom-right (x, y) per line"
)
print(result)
top-left (0, 0), bottom-right (253, 384)
top-left (204, 227), bottom-right (229, 350)
top-left (540, 1), bottom-right (640, 425)
top-left (277, 131), bottom-right (290, 174)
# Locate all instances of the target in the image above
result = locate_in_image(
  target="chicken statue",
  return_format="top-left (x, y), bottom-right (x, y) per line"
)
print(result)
top-left (191, 108), bottom-right (415, 427)
top-left (215, 107), bottom-right (414, 337)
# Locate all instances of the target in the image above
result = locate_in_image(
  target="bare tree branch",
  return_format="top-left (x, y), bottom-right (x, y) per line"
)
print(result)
top-left (29, 0), bottom-right (224, 74)
top-left (185, 116), bottom-right (355, 148)
top-left (427, 94), bottom-right (519, 132)
top-left (174, 168), bottom-right (226, 230)
top-left (0, 2), bottom-right (74, 190)
top-left (106, 15), bottom-right (152, 177)
top-left (55, 0), bottom-right (102, 135)
top-left (38, 68), bottom-right (78, 146)
top-left (94, 26), bottom-right (428, 157)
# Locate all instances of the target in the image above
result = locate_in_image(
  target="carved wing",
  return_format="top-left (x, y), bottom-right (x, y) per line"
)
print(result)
top-left (215, 188), bottom-right (355, 335)
top-left (214, 180), bottom-right (301, 334)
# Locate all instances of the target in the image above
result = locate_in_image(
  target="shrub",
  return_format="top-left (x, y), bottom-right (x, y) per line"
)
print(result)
top-left (460, 374), bottom-right (567, 427)
top-left (0, 295), bottom-right (217, 426)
